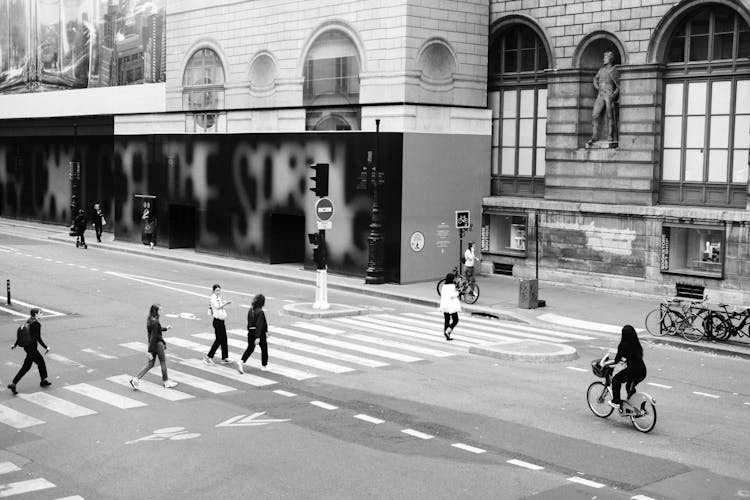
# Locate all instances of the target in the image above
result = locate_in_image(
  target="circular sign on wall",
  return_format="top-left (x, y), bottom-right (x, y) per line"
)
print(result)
top-left (410, 231), bottom-right (425, 252)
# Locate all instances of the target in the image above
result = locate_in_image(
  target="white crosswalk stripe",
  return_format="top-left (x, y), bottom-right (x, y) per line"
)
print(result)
top-left (0, 403), bottom-right (45, 429)
top-left (179, 358), bottom-right (276, 387)
top-left (345, 333), bottom-right (455, 358)
top-left (0, 463), bottom-right (20, 475)
top-left (290, 322), bottom-right (345, 335)
top-left (148, 369), bottom-right (236, 394)
top-left (330, 315), bottom-right (482, 348)
top-left (0, 478), bottom-right (56, 496)
top-left (107, 375), bottom-right (194, 401)
top-left (64, 383), bottom-right (147, 409)
top-left (18, 392), bottom-right (97, 418)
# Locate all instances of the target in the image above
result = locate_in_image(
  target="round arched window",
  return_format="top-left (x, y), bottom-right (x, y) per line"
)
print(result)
top-left (660, 5), bottom-right (750, 207)
top-left (182, 48), bottom-right (225, 130)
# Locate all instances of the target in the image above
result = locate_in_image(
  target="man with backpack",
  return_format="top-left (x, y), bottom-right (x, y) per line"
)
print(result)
top-left (7, 308), bottom-right (51, 395)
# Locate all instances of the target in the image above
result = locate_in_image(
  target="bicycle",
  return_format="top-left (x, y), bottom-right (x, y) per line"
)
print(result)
top-left (586, 353), bottom-right (657, 433)
top-left (644, 297), bottom-right (686, 337)
top-left (644, 297), bottom-right (709, 342)
top-left (705, 303), bottom-right (750, 341)
top-left (436, 266), bottom-right (480, 304)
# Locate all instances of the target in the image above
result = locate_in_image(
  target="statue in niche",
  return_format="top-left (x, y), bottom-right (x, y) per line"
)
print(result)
top-left (586, 50), bottom-right (620, 148)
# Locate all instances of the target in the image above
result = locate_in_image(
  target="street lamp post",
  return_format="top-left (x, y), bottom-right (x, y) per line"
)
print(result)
top-left (69, 123), bottom-right (81, 237)
top-left (357, 119), bottom-right (385, 284)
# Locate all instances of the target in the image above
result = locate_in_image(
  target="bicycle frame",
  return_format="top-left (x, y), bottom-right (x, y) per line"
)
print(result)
top-left (596, 354), bottom-right (656, 418)
top-left (717, 304), bottom-right (750, 337)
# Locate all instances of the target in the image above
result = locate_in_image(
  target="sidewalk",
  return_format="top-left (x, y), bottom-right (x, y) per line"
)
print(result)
top-left (2, 217), bottom-right (748, 360)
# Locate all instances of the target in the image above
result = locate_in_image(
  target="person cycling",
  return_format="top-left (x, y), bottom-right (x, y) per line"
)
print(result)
top-left (605, 324), bottom-right (647, 410)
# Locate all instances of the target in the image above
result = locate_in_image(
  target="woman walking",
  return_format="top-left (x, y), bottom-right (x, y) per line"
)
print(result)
top-left (204, 284), bottom-right (232, 365)
top-left (130, 304), bottom-right (177, 389)
top-left (237, 294), bottom-right (269, 373)
top-left (439, 272), bottom-right (461, 341)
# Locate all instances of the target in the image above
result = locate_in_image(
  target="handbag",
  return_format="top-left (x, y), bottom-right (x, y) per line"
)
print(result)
top-left (101, 216), bottom-right (107, 226)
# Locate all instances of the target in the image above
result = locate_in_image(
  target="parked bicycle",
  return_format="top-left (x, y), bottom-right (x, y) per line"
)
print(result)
top-left (586, 353), bottom-right (657, 433)
top-left (644, 296), bottom-right (709, 342)
top-left (436, 266), bottom-right (480, 304)
top-left (704, 303), bottom-right (750, 341)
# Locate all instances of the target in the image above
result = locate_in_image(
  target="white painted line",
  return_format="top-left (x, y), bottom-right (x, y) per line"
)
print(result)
top-left (273, 390), bottom-right (296, 398)
top-left (179, 358), bottom-right (276, 387)
top-left (90, 267), bottom-right (98, 271)
top-left (346, 333), bottom-right (455, 358)
top-left (56, 496), bottom-right (86, 500)
top-left (293, 322), bottom-right (345, 335)
top-left (567, 476), bottom-right (605, 488)
top-left (507, 459), bottom-right (544, 470)
top-left (0, 305), bottom-right (27, 318)
top-left (693, 391), bottom-right (720, 399)
top-left (108, 375), bottom-right (193, 401)
top-left (34, 256), bottom-right (42, 259)
top-left (55, 260), bottom-right (63, 264)
top-left (566, 366), bottom-right (588, 372)
top-left (151, 369), bottom-right (236, 394)
top-left (310, 400), bottom-right (338, 410)
top-left (77, 265), bottom-right (88, 269)
top-left (0, 462), bottom-right (20, 475)
top-left (47, 353), bottom-right (87, 369)
top-left (631, 495), bottom-right (659, 500)
top-left (0, 478), bottom-right (56, 496)
top-left (44, 258), bottom-right (52, 262)
top-left (82, 348), bottom-right (117, 360)
top-left (64, 383), bottom-right (148, 409)
top-left (401, 428), bottom-right (434, 440)
top-left (18, 392), bottom-right (97, 418)
top-left (647, 382), bottom-right (672, 389)
top-left (538, 313), bottom-right (630, 334)
top-left (745, 402), bottom-right (750, 406)
top-left (452, 443), bottom-right (486, 454)
top-left (67, 263), bottom-right (75, 266)
top-left (7, 298), bottom-right (65, 317)
top-left (354, 414), bottom-right (384, 424)
top-left (0, 403), bottom-right (45, 429)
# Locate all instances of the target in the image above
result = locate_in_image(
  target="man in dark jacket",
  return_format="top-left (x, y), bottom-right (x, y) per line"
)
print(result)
top-left (8, 308), bottom-right (51, 395)
top-left (74, 209), bottom-right (88, 248)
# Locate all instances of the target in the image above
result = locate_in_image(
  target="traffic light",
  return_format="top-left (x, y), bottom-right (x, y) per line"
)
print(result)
top-left (309, 163), bottom-right (329, 197)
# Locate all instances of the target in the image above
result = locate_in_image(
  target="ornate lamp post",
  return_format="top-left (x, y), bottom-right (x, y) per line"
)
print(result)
top-left (357, 119), bottom-right (385, 284)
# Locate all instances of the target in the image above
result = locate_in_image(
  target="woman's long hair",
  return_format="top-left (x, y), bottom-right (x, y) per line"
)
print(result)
top-left (251, 294), bottom-right (265, 310)
top-left (147, 304), bottom-right (160, 323)
top-left (619, 324), bottom-right (643, 358)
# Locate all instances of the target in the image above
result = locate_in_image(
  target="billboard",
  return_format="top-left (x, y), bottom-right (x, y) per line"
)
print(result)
top-left (0, 0), bottom-right (166, 93)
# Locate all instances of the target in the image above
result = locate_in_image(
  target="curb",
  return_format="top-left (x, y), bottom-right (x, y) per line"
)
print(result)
top-left (469, 339), bottom-right (578, 363)
top-left (644, 336), bottom-right (750, 360)
top-left (283, 303), bottom-right (370, 319)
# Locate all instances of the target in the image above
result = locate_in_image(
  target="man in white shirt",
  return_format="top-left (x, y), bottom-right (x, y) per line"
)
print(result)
top-left (204, 284), bottom-right (232, 364)
top-left (463, 242), bottom-right (478, 285)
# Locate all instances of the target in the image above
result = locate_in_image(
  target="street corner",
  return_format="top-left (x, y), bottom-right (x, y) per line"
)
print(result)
top-left (469, 339), bottom-right (578, 363)
top-left (282, 302), bottom-right (371, 319)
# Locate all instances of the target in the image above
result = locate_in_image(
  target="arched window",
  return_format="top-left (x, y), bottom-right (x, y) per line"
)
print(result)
top-left (660, 5), bottom-right (750, 207)
top-left (488, 24), bottom-right (550, 197)
top-left (182, 48), bottom-right (225, 130)
top-left (303, 30), bottom-right (360, 130)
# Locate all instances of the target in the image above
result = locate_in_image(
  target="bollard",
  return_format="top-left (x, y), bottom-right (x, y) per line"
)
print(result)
top-left (518, 279), bottom-right (538, 309)
top-left (6, 279), bottom-right (10, 306)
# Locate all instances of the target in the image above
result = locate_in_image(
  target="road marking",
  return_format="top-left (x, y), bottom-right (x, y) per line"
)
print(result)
top-left (537, 313), bottom-right (631, 334)
top-left (354, 414), bottom-right (384, 424)
top-left (151, 368), bottom-right (236, 394)
top-left (55, 496), bottom-right (85, 500)
top-left (451, 443), bottom-right (486, 454)
top-left (18, 392), bottom-right (97, 418)
top-left (90, 267), bottom-right (98, 271)
top-left (567, 477), bottom-right (605, 488)
top-left (105, 271), bottom-right (259, 300)
top-left (0, 478), bottom-right (55, 496)
top-left (647, 382), bottom-right (672, 389)
top-left (401, 428), bottom-right (433, 440)
top-left (77, 265), bottom-right (88, 269)
top-left (345, 332), bottom-right (455, 358)
top-left (0, 305), bottom-right (27, 318)
top-left (179, 358), bottom-right (276, 387)
top-left (0, 404), bottom-right (45, 428)
top-left (47, 353), bottom-right (88, 369)
top-left (34, 256), bottom-right (42, 259)
top-left (293, 322), bottom-right (345, 335)
top-left (55, 260), bottom-right (63, 264)
top-left (82, 348), bottom-right (117, 360)
top-left (566, 366), bottom-right (588, 372)
top-left (0, 462), bottom-right (20, 475)
top-left (745, 402), bottom-right (750, 406)
top-left (693, 391), bottom-right (720, 399)
top-left (506, 459), bottom-right (544, 470)
top-left (64, 383), bottom-right (147, 409)
top-left (310, 401), bottom-right (338, 410)
top-left (108, 375), bottom-right (193, 401)
top-left (6, 298), bottom-right (65, 317)
top-left (631, 495), bottom-right (659, 500)
top-left (263, 336), bottom-right (389, 368)
top-left (273, 390), bottom-right (296, 398)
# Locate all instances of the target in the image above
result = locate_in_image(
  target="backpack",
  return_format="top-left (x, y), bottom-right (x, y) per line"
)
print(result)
top-left (16, 323), bottom-right (33, 348)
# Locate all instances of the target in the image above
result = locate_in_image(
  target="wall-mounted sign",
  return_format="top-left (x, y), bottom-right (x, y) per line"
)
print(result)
top-left (409, 231), bottom-right (425, 252)
top-left (481, 225), bottom-right (490, 252)
top-left (660, 232), bottom-right (670, 270)
top-left (436, 223), bottom-right (450, 253)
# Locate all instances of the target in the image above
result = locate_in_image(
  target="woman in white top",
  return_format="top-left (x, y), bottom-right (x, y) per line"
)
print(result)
top-left (439, 272), bottom-right (461, 340)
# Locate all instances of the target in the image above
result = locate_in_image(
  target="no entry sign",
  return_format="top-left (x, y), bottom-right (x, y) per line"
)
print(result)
top-left (316, 197), bottom-right (334, 222)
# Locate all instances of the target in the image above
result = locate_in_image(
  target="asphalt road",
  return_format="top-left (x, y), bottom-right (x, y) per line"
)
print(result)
top-left (0, 232), bottom-right (749, 500)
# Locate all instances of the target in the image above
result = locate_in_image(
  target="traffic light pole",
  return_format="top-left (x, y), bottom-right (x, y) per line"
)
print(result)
top-left (313, 229), bottom-right (329, 309)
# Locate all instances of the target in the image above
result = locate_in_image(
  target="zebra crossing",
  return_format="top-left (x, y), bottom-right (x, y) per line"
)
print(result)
top-left (0, 460), bottom-right (80, 499)
top-left (0, 312), bottom-right (601, 432)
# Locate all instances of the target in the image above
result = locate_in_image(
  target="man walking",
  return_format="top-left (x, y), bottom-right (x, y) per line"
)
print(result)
top-left (463, 242), bottom-right (478, 285)
top-left (8, 308), bottom-right (51, 395)
top-left (204, 284), bottom-right (232, 365)
top-left (92, 203), bottom-right (106, 243)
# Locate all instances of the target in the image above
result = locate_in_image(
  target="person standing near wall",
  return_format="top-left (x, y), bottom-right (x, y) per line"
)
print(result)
top-left (92, 203), bottom-right (106, 243)
top-left (463, 242), bottom-right (479, 285)
top-left (204, 284), bottom-right (232, 365)
top-left (237, 294), bottom-right (269, 373)
top-left (129, 304), bottom-right (177, 389)
top-left (141, 201), bottom-right (156, 249)
top-left (439, 273), bottom-right (461, 341)
top-left (8, 308), bottom-right (51, 395)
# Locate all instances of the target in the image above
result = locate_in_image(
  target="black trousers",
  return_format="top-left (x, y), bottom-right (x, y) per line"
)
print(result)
top-left (13, 348), bottom-right (47, 384)
top-left (208, 319), bottom-right (228, 359)
top-left (612, 365), bottom-right (646, 404)
top-left (443, 312), bottom-right (459, 333)
top-left (94, 223), bottom-right (103, 242)
top-left (241, 329), bottom-right (268, 366)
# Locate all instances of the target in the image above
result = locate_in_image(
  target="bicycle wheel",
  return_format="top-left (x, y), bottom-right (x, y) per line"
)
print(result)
top-left (628, 393), bottom-right (657, 433)
top-left (436, 279), bottom-right (446, 296)
top-left (645, 308), bottom-right (668, 336)
top-left (586, 382), bottom-right (613, 418)
top-left (705, 313), bottom-right (731, 341)
top-left (679, 321), bottom-right (703, 342)
top-left (462, 283), bottom-right (480, 304)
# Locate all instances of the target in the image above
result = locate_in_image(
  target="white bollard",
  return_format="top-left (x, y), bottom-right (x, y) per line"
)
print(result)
top-left (313, 269), bottom-right (330, 310)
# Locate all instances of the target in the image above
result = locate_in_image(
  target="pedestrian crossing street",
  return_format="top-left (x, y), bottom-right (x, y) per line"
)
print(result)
top-left (0, 312), bottom-right (603, 432)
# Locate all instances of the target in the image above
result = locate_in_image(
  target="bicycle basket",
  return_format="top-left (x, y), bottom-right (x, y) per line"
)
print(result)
top-left (590, 359), bottom-right (611, 378)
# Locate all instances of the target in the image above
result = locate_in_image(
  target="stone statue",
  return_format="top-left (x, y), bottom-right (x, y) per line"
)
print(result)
top-left (586, 51), bottom-right (620, 148)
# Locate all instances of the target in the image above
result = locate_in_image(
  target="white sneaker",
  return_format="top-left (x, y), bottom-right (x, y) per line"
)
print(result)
top-left (236, 360), bottom-right (244, 374)
top-left (261, 365), bottom-right (268, 371)
top-left (129, 378), bottom-right (139, 390)
top-left (163, 380), bottom-right (178, 389)
top-left (203, 355), bottom-right (214, 365)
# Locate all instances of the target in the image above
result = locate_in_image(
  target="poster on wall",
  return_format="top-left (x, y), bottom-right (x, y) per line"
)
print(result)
top-left (660, 232), bottom-right (670, 270)
top-left (0, 0), bottom-right (166, 94)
